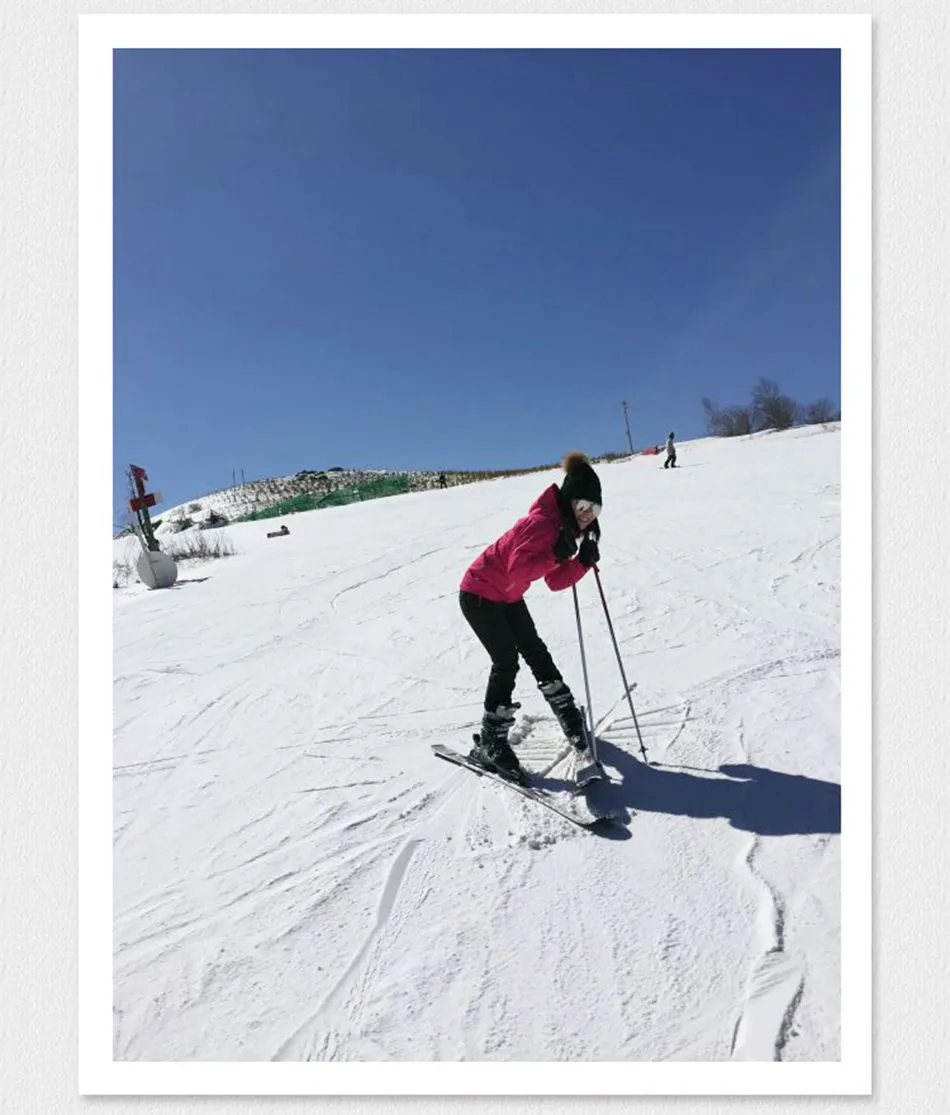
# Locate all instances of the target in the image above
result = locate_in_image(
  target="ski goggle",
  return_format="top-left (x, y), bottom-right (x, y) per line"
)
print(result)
top-left (573, 498), bottom-right (602, 518)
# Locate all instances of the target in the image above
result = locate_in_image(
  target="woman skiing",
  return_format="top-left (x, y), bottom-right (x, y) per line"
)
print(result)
top-left (459, 451), bottom-right (603, 783)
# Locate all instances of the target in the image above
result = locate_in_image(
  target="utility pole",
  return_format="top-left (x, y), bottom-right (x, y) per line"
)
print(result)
top-left (622, 400), bottom-right (634, 455)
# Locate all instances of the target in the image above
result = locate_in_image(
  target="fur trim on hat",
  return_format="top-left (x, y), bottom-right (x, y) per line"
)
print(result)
top-left (562, 450), bottom-right (590, 473)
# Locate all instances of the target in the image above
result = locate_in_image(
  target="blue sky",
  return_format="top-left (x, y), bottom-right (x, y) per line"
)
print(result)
top-left (113, 47), bottom-right (840, 517)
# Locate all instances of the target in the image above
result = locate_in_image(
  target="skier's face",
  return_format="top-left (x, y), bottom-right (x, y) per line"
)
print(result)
top-left (572, 499), bottom-right (601, 530)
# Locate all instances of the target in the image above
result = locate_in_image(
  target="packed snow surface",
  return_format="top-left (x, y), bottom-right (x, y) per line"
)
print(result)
top-left (113, 427), bottom-right (840, 1062)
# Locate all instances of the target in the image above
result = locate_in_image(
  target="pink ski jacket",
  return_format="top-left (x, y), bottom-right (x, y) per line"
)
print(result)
top-left (460, 485), bottom-right (591, 604)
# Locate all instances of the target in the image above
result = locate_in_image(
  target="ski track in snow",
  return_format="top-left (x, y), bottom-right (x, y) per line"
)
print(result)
top-left (112, 428), bottom-right (841, 1062)
top-left (272, 836), bottom-right (425, 1060)
top-left (729, 835), bottom-right (806, 1061)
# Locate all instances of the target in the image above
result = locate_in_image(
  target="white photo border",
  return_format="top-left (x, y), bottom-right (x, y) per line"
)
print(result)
top-left (81, 12), bottom-right (871, 1097)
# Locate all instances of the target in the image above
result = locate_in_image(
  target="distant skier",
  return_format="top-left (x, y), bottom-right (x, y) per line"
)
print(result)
top-left (438, 471), bottom-right (447, 489)
top-left (664, 431), bottom-right (677, 469)
top-left (459, 451), bottom-right (603, 783)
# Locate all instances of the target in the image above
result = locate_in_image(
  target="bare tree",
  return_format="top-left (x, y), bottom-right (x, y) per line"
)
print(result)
top-left (724, 404), bottom-right (755, 436)
top-left (702, 397), bottom-right (730, 436)
top-left (751, 378), bottom-right (798, 431)
top-left (702, 396), bottom-right (755, 437)
top-left (803, 398), bottom-right (840, 424)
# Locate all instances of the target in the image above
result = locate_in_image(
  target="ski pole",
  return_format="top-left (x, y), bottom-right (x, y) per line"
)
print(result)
top-left (592, 565), bottom-right (649, 763)
top-left (571, 583), bottom-right (595, 742)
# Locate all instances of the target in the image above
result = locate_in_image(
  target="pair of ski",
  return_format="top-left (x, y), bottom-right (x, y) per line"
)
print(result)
top-left (433, 725), bottom-right (618, 831)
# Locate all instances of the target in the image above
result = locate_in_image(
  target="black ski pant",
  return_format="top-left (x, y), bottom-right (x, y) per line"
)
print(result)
top-left (664, 450), bottom-right (677, 468)
top-left (459, 590), bottom-right (561, 712)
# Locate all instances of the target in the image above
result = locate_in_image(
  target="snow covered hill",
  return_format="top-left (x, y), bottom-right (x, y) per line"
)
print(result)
top-left (112, 426), bottom-right (841, 1063)
top-left (125, 465), bottom-right (548, 539)
top-left (150, 467), bottom-right (428, 531)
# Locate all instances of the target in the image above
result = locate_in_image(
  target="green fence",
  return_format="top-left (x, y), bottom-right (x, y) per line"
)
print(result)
top-left (237, 474), bottom-right (411, 522)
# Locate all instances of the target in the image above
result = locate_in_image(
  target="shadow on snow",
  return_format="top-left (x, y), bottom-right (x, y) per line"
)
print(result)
top-left (592, 736), bottom-right (841, 837)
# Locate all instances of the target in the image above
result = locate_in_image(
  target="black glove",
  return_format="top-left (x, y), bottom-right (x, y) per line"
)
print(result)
top-left (553, 528), bottom-right (578, 563)
top-left (578, 535), bottom-right (600, 568)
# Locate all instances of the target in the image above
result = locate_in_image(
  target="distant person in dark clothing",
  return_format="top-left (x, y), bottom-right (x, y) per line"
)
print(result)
top-left (438, 472), bottom-right (447, 489)
top-left (664, 432), bottom-right (677, 469)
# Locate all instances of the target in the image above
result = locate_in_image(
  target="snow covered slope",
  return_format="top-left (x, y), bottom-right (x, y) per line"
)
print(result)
top-left (112, 426), bottom-right (841, 1062)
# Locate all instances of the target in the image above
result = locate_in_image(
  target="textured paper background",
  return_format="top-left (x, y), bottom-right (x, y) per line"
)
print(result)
top-left (2, 0), bottom-right (947, 1112)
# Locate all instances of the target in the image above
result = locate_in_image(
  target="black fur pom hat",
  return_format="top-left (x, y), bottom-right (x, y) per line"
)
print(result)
top-left (559, 451), bottom-right (602, 506)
